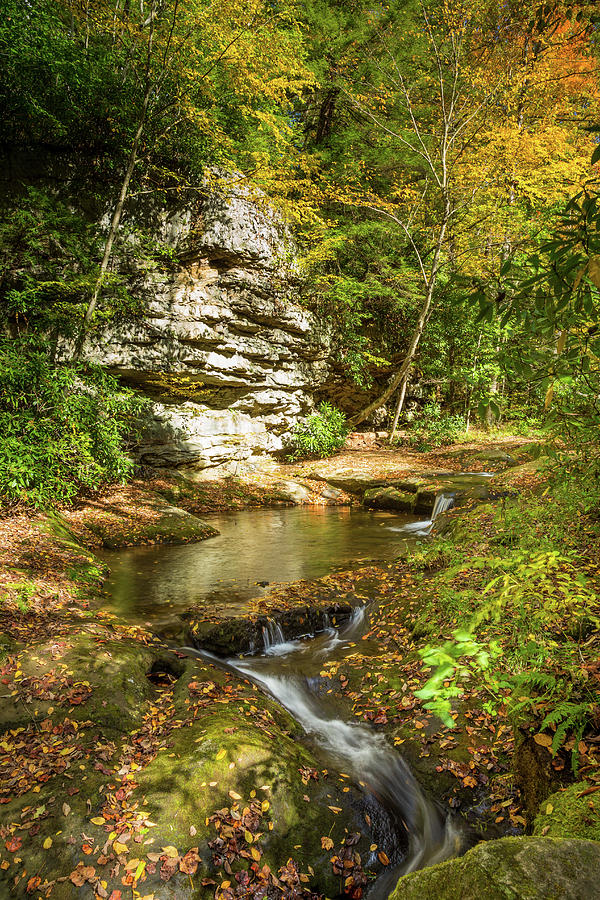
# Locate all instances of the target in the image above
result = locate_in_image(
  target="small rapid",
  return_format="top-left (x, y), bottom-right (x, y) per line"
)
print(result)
top-left (185, 604), bottom-right (462, 897)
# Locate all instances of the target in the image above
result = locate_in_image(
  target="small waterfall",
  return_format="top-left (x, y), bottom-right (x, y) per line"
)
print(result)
top-left (431, 491), bottom-right (455, 521)
top-left (261, 618), bottom-right (285, 651)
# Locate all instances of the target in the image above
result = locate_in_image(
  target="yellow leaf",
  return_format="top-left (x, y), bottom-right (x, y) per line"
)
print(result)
top-left (90, 817), bottom-right (106, 826)
top-left (228, 790), bottom-right (241, 801)
top-left (250, 847), bottom-right (261, 862)
top-left (533, 733), bottom-right (553, 749)
top-left (244, 830), bottom-right (253, 844)
top-left (134, 859), bottom-right (146, 882)
top-left (216, 749), bottom-right (226, 760)
top-left (261, 800), bottom-right (270, 812)
top-left (545, 803), bottom-right (554, 815)
top-left (162, 846), bottom-right (179, 858)
top-left (113, 841), bottom-right (129, 855)
top-left (43, 838), bottom-right (52, 850)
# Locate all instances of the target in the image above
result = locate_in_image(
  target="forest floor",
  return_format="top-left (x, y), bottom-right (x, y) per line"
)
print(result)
top-left (0, 435), bottom-right (599, 898)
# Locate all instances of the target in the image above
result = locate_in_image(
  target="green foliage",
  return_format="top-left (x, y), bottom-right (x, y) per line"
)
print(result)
top-left (476, 169), bottom-right (600, 475)
top-left (286, 402), bottom-right (348, 461)
top-left (0, 186), bottom-right (149, 337)
top-left (399, 402), bottom-right (467, 450)
top-left (416, 629), bottom-right (501, 728)
top-left (2, 581), bottom-right (36, 613)
top-left (412, 479), bottom-right (600, 767)
top-left (0, 337), bottom-right (147, 507)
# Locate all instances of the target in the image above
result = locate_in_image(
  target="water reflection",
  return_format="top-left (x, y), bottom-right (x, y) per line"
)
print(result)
top-left (101, 506), bottom-right (427, 624)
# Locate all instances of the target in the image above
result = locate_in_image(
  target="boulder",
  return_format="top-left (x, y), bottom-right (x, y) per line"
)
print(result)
top-left (309, 469), bottom-right (388, 494)
top-left (533, 783), bottom-right (600, 843)
top-left (473, 449), bottom-right (517, 465)
top-left (271, 480), bottom-right (311, 504)
top-left (389, 836), bottom-right (600, 899)
top-left (321, 485), bottom-right (343, 501)
top-left (364, 487), bottom-right (416, 512)
top-left (186, 599), bottom-right (354, 655)
top-left (74, 183), bottom-right (332, 474)
top-left (414, 487), bottom-right (438, 515)
top-left (73, 494), bottom-right (219, 548)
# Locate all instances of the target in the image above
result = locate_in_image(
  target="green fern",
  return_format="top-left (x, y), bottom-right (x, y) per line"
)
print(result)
top-left (541, 701), bottom-right (592, 775)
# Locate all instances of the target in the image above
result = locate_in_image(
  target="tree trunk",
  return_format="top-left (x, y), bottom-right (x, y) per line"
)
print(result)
top-left (351, 201), bottom-right (450, 426)
top-left (389, 373), bottom-right (409, 442)
top-left (75, 1), bottom-right (156, 358)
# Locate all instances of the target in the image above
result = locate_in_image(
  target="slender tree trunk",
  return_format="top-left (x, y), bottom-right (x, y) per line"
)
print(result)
top-left (390, 373), bottom-right (409, 442)
top-left (75, 1), bottom-right (156, 358)
top-left (351, 201), bottom-right (450, 426)
top-left (465, 330), bottom-right (483, 434)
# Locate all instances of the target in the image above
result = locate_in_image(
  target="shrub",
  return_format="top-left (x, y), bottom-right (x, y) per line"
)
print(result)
top-left (399, 402), bottom-right (467, 450)
top-left (0, 337), bottom-right (147, 507)
top-left (287, 402), bottom-right (348, 461)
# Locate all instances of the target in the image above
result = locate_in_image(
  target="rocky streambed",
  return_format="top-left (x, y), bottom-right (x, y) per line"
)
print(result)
top-left (0, 457), bottom-right (595, 899)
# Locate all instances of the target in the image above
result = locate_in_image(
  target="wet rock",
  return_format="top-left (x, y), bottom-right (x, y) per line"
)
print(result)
top-left (414, 487), bottom-right (438, 515)
top-left (473, 449), bottom-right (517, 465)
top-left (389, 836), bottom-right (600, 899)
top-left (186, 600), bottom-right (354, 656)
top-left (364, 487), bottom-right (416, 512)
top-left (309, 469), bottom-right (388, 494)
top-left (272, 480), bottom-right (312, 504)
top-left (321, 485), bottom-right (343, 500)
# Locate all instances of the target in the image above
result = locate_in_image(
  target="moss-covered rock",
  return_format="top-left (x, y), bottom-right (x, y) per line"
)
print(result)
top-left (0, 629), bottom-right (157, 733)
top-left (364, 487), bottom-right (416, 512)
top-left (389, 836), bottom-right (600, 899)
top-left (533, 783), bottom-right (600, 842)
top-left (86, 502), bottom-right (219, 549)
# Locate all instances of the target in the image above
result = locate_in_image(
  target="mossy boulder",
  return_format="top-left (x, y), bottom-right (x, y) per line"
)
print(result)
top-left (389, 836), bottom-right (600, 899)
top-left (533, 783), bottom-right (600, 842)
top-left (364, 487), bottom-right (416, 512)
top-left (72, 494), bottom-right (219, 549)
top-left (309, 469), bottom-right (388, 494)
top-left (0, 629), bottom-right (156, 733)
top-left (414, 486), bottom-right (439, 515)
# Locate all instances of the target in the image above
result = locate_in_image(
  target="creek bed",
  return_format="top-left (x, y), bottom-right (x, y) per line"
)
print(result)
top-left (98, 504), bottom-right (468, 896)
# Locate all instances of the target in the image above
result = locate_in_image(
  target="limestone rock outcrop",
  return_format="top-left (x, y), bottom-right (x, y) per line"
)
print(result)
top-left (82, 182), bottom-right (331, 474)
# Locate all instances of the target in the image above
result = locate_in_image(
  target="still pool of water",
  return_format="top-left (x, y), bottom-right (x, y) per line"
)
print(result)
top-left (101, 505), bottom-right (429, 624)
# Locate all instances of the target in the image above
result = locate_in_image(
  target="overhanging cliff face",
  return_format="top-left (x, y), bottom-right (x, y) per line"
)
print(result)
top-left (80, 183), bottom-right (331, 474)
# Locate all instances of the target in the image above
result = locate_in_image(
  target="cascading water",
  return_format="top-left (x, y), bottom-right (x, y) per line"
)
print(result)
top-left (430, 491), bottom-right (456, 521)
top-left (186, 602), bottom-right (462, 897)
top-left (261, 618), bottom-right (285, 651)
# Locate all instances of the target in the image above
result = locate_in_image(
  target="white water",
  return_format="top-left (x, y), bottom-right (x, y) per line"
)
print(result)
top-left (431, 491), bottom-right (456, 521)
top-left (386, 490), bottom-right (456, 539)
top-left (193, 606), bottom-right (462, 897)
top-left (261, 618), bottom-right (285, 651)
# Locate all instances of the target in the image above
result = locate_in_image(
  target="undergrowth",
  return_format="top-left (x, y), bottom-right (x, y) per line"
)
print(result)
top-left (412, 475), bottom-right (600, 772)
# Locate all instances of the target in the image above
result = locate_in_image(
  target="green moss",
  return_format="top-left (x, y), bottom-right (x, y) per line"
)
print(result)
top-left (82, 503), bottom-right (219, 549)
top-left (364, 486), bottom-right (416, 512)
top-left (533, 783), bottom-right (600, 842)
top-left (389, 837), bottom-right (600, 900)
top-left (0, 631), bottom-right (156, 733)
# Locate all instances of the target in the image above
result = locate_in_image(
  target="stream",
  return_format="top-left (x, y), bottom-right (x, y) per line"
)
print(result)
top-left (101, 493), bottom-right (489, 896)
